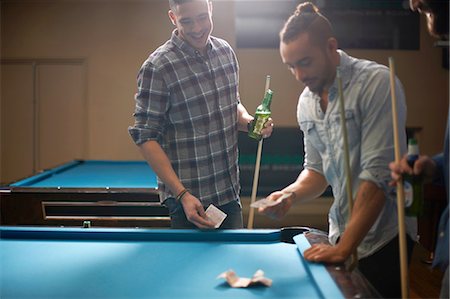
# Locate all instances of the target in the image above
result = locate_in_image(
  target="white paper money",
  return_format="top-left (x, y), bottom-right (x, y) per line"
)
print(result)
top-left (217, 269), bottom-right (272, 288)
top-left (205, 204), bottom-right (227, 228)
top-left (250, 192), bottom-right (291, 209)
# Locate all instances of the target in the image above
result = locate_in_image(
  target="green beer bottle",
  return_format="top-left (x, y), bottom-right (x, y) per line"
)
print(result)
top-left (404, 138), bottom-right (424, 217)
top-left (248, 89), bottom-right (273, 140)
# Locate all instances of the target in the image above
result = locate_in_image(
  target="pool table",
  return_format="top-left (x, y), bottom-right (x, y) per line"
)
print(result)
top-left (0, 160), bottom-right (169, 227)
top-left (0, 226), bottom-right (379, 299)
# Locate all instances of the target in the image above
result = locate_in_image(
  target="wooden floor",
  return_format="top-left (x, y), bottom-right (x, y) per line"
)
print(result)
top-left (410, 244), bottom-right (445, 299)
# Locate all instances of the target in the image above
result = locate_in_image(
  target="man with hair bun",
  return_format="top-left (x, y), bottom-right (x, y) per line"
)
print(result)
top-left (258, 2), bottom-right (417, 297)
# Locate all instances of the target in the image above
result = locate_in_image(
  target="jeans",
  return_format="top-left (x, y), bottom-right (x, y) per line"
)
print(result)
top-left (164, 198), bottom-right (243, 229)
top-left (357, 234), bottom-right (415, 299)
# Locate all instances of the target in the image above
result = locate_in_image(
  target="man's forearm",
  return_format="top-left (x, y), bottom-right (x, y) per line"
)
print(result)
top-left (335, 180), bottom-right (386, 258)
top-left (284, 169), bottom-right (329, 203)
top-left (138, 140), bottom-right (185, 196)
top-left (237, 103), bottom-right (253, 132)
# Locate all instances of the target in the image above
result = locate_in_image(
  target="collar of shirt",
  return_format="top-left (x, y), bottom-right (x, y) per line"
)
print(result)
top-left (328, 50), bottom-right (352, 102)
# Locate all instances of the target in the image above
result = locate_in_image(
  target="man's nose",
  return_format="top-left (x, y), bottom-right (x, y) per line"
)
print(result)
top-left (191, 20), bottom-right (202, 33)
top-left (292, 66), bottom-right (305, 82)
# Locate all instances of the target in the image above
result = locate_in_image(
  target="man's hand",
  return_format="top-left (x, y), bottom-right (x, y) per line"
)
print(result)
top-left (259, 191), bottom-right (294, 220)
top-left (261, 118), bottom-right (274, 139)
top-left (180, 193), bottom-right (215, 229)
top-left (303, 243), bottom-right (350, 264)
top-left (389, 154), bottom-right (437, 186)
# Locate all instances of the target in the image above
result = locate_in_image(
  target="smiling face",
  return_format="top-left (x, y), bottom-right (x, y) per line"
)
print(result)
top-left (280, 32), bottom-right (338, 94)
top-left (168, 0), bottom-right (213, 53)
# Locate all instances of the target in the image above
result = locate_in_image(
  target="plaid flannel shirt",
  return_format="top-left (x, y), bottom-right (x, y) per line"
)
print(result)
top-left (129, 30), bottom-right (241, 207)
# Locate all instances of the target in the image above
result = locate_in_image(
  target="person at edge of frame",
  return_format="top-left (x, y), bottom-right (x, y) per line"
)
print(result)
top-left (390, 0), bottom-right (449, 298)
top-left (128, 0), bottom-right (273, 229)
top-left (257, 2), bottom-right (417, 298)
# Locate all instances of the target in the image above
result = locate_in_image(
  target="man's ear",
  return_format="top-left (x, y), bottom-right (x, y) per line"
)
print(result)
top-left (327, 37), bottom-right (338, 53)
top-left (168, 10), bottom-right (177, 26)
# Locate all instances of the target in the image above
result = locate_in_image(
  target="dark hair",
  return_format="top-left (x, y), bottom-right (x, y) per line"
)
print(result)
top-left (168, 0), bottom-right (210, 10)
top-left (169, 0), bottom-right (189, 9)
top-left (280, 2), bottom-right (334, 46)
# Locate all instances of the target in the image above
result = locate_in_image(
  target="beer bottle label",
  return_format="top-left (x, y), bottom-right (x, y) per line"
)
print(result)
top-left (404, 181), bottom-right (413, 207)
top-left (252, 115), bottom-right (269, 135)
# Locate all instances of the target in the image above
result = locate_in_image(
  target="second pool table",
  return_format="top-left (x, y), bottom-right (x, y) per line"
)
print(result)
top-left (0, 160), bottom-right (169, 227)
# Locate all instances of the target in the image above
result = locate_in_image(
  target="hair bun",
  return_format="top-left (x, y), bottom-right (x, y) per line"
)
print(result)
top-left (295, 2), bottom-right (319, 16)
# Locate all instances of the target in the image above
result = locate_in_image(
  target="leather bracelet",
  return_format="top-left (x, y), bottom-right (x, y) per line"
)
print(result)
top-left (176, 188), bottom-right (189, 202)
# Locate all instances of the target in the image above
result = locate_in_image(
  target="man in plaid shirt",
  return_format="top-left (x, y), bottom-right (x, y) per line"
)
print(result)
top-left (129, 0), bottom-right (273, 229)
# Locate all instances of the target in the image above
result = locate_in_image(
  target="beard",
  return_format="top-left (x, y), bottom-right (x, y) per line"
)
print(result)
top-left (427, 13), bottom-right (449, 39)
top-left (306, 78), bottom-right (326, 94)
top-left (426, 1), bottom-right (449, 39)
top-left (307, 60), bottom-right (336, 95)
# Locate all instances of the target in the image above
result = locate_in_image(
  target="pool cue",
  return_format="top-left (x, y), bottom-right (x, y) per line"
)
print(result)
top-left (247, 75), bottom-right (271, 229)
top-left (389, 57), bottom-right (409, 299)
top-left (336, 68), bottom-right (358, 271)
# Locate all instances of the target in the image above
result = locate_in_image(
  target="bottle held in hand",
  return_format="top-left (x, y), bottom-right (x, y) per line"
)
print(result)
top-left (248, 89), bottom-right (273, 140)
top-left (403, 138), bottom-right (424, 217)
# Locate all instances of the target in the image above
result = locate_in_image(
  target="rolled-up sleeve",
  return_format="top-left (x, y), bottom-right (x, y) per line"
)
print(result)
top-left (297, 98), bottom-right (324, 176)
top-left (358, 68), bottom-right (407, 193)
top-left (301, 124), bottom-right (324, 175)
top-left (128, 60), bottom-right (170, 145)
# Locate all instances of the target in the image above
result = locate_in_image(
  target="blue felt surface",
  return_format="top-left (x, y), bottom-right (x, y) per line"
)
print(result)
top-left (294, 234), bottom-right (344, 299)
top-left (0, 227), bottom-right (344, 299)
top-left (10, 160), bottom-right (157, 188)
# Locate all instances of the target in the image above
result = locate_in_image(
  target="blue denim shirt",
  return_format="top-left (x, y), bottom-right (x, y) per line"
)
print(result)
top-left (298, 50), bottom-right (417, 258)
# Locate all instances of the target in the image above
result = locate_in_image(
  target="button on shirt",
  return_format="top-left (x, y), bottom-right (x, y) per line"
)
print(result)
top-left (129, 30), bottom-right (240, 207)
top-left (298, 50), bottom-right (417, 259)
